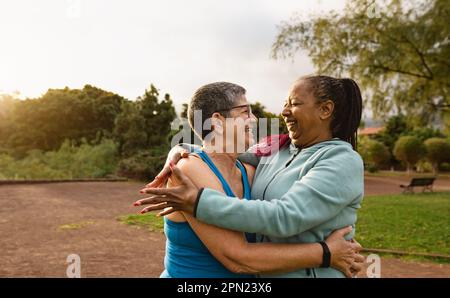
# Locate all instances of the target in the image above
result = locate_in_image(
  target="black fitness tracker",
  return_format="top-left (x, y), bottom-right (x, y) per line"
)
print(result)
top-left (319, 241), bottom-right (331, 268)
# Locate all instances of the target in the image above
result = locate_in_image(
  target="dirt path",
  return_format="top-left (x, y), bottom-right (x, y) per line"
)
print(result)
top-left (365, 175), bottom-right (450, 196)
top-left (0, 179), bottom-right (449, 277)
top-left (0, 182), bottom-right (166, 277)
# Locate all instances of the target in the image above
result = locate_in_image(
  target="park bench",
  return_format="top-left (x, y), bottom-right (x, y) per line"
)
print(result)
top-left (400, 177), bottom-right (436, 194)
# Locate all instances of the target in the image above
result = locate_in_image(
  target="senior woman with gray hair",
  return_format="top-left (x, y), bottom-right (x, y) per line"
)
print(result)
top-left (134, 81), bottom-right (364, 278)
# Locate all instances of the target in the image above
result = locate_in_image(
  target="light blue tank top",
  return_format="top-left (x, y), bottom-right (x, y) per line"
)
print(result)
top-left (160, 150), bottom-right (254, 278)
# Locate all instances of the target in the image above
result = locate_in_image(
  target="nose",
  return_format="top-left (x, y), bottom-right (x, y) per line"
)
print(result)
top-left (282, 105), bottom-right (291, 117)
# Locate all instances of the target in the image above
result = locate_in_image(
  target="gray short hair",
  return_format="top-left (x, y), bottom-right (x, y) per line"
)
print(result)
top-left (188, 82), bottom-right (246, 139)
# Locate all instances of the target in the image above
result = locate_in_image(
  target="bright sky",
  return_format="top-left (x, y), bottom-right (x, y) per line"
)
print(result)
top-left (0, 0), bottom-right (346, 114)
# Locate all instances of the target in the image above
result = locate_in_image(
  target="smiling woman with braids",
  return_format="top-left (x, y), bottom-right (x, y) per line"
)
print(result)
top-left (136, 76), bottom-right (365, 278)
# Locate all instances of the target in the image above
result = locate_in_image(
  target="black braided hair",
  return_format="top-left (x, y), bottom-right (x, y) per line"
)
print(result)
top-left (301, 75), bottom-right (363, 150)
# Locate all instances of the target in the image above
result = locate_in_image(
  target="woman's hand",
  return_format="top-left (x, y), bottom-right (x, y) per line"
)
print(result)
top-left (325, 226), bottom-right (365, 278)
top-left (134, 164), bottom-right (200, 216)
top-left (145, 148), bottom-right (190, 188)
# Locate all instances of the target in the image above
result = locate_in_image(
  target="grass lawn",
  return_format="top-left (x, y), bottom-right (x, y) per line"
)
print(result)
top-left (357, 192), bottom-right (450, 257)
top-left (365, 170), bottom-right (450, 179)
top-left (117, 213), bottom-right (164, 233)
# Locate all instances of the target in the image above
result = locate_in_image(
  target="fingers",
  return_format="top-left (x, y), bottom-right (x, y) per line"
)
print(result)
top-left (140, 187), bottom-right (173, 196)
top-left (354, 253), bottom-right (366, 264)
top-left (140, 202), bottom-right (169, 214)
top-left (173, 151), bottom-right (189, 163)
top-left (350, 240), bottom-right (363, 253)
top-left (134, 195), bottom-right (166, 206)
top-left (157, 207), bottom-right (176, 217)
top-left (350, 261), bottom-right (363, 275)
top-left (146, 166), bottom-right (171, 188)
top-left (344, 268), bottom-right (353, 278)
top-left (169, 164), bottom-right (191, 184)
top-left (134, 194), bottom-right (171, 207)
top-left (335, 225), bottom-right (353, 237)
top-left (145, 148), bottom-right (189, 188)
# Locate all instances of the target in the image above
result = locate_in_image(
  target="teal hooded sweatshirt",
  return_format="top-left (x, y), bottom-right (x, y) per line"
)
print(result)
top-left (193, 138), bottom-right (364, 278)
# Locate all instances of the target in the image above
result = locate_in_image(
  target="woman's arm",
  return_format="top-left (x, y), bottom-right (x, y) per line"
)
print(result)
top-left (195, 146), bottom-right (364, 237)
top-left (139, 145), bottom-right (364, 238)
top-left (145, 143), bottom-right (259, 187)
top-left (183, 212), bottom-right (360, 276)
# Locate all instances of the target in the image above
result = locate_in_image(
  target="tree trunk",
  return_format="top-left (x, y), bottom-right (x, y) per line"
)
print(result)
top-left (406, 163), bottom-right (412, 175)
top-left (433, 163), bottom-right (439, 176)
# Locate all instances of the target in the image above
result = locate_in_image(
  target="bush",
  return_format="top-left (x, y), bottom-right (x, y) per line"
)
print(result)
top-left (117, 146), bottom-right (168, 181)
top-left (410, 127), bottom-right (444, 142)
top-left (358, 137), bottom-right (390, 169)
top-left (0, 138), bottom-right (119, 179)
top-left (393, 136), bottom-right (426, 173)
top-left (366, 164), bottom-right (379, 173)
top-left (424, 137), bottom-right (450, 174)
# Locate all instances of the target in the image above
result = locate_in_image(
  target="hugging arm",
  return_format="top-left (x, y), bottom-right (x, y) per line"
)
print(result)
top-left (194, 146), bottom-right (364, 238)
top-left (183, 212), bottom-right (362, 276)
top-left (146, 143), bottom-right (259, 188)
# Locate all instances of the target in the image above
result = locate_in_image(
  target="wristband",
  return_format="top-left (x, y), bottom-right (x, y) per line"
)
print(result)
top-left (193, 188), bottom-right (205, 218)
top-left (319, 241), bottom-right (331, 268)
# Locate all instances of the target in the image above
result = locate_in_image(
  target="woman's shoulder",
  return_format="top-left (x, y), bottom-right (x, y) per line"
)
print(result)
top-left (176, 154), bottom-right (208, 178)
top-left (315, 141), bottom-right (364, 169)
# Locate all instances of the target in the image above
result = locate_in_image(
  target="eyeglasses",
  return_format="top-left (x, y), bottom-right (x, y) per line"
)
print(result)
top-left (215, 104), bottom-right (252, 117)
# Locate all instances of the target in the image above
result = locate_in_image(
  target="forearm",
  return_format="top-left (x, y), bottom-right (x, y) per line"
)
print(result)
top-left (225, 242), bottom-right (322, 275)
top-left (194, 147), bottom-right (363, 238)
top-left (195, 188), bottom-right (306, 237)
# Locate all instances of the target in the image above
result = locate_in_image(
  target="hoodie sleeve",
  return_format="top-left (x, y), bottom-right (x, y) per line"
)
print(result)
top-left (195, 145), bottom-right (364, 238)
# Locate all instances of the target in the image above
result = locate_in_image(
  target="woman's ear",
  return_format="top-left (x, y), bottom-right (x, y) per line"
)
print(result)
top-left (319, 100), bottom-right (334, 120)
top-left (211, 112), bottom-right (224, 134)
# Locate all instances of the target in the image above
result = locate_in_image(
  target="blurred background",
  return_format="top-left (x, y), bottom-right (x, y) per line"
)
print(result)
top-left (0, 0), bottom-right (448, 277)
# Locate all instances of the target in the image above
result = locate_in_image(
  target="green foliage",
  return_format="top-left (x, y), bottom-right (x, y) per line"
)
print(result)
top-left (0, 83), bottom-right (179, 180)
top-left (393, 136), bottom-right (427, 172)
top-left (272, 0), bottom-right (450, 125)
top-left (114, 101), bottom-right (148, 157)
top-left (117, 147), bottom-right (167, 181)
top-left (410, 127), bottom-right (445, 142)
top-left (250, 102), bottom-right (288, 138)
top-left (114, 85), bottom-right (176, 157)
top-left (424, 138), bottom-right (450, 174)
top-left (357, 192), bottom-right (450, 256)
top-left (0, 138), bottom-right (118, 179)
top-left (359, 137), bottom-right (391, 169)
top-left (374, 115), bottom-right (409, 150)
top-left (170, 102), bottom-right (201, 145)
top-left (1, 86), bottom-right (124, 156)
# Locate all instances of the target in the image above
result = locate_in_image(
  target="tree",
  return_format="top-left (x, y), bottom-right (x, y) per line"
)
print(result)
top-left (113, 101), bottom-right (148, 157)
top-left (393, 136), bottom-right (427, 173)
top-left (138, 85), bottom-right (177, 147)
top-left (2, 85), bottom-right (125, 156)
top-left (410, 127), bottom-right (444, 142)
top-left (272, 0), bottom-right (450, 126)
top-left (250, 102), bottom-right (288, 140)
top-left (424, 137), bottom-right (450, 174)
top-left (359, 138), bottom-right (391, 170)
top-left (0, 93), bottom-right (19, 152)
top-left (373, 114), bottom-right (409, 150)
top-left (114, 85), bottom-right (177, 157)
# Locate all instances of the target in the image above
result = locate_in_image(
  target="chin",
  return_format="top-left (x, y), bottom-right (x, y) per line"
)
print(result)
top-left (289, 134), bottom-right (302, 146)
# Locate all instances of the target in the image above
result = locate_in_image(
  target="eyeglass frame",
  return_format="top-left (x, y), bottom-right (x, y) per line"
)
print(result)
top-left (215, 104), bottom-right (253, 117)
